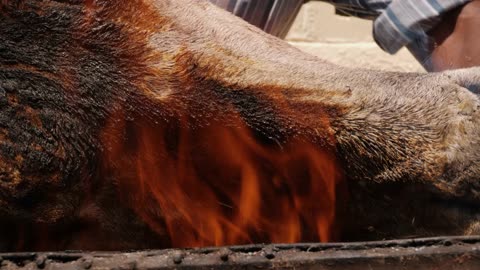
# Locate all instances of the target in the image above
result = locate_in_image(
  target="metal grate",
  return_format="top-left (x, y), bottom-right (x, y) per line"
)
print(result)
top-left (1, 236), bottom-right (480, 269)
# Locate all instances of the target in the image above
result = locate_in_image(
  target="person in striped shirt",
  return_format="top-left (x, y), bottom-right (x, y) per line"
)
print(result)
top-left (211, 0), bottom-right (479, 72)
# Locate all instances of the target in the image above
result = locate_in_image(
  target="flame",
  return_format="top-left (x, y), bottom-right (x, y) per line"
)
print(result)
top-left (101, 105), bottom-right (343, 248)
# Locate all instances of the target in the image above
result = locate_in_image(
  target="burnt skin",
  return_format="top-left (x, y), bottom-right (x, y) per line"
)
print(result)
top-left (0, 0), bottom-right (164, 250)
top-left (0, 0), bottom-right (480, 251)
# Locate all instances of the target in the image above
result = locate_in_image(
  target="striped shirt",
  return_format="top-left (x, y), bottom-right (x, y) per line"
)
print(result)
top-left (322, 0), bottom-right (471, 55)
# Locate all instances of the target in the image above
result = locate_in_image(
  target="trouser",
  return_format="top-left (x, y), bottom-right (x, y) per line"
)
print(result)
top-left (209, 0), bottom-right (304, 38)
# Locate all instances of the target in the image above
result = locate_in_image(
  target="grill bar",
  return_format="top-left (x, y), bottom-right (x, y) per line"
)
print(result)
top-left (2, 236), bottom-right (480, 269)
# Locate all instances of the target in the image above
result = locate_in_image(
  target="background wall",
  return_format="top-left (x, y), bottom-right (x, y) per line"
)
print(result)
top-left (285, 2), bottom-right (424, 72)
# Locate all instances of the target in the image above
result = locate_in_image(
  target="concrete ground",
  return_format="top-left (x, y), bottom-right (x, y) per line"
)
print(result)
top-left (285, 2), bottom-right (425, 73)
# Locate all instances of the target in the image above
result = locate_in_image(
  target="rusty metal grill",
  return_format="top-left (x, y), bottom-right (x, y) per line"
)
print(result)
top-left (1, 236), bottom-right (480, 269)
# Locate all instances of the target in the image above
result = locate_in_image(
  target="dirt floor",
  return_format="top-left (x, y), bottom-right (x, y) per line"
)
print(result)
top-left (286, 2), bottom-right (425, 73)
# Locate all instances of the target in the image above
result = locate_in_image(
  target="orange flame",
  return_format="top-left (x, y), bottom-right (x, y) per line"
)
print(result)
top-left (101, 106), bottom-right (343, 248)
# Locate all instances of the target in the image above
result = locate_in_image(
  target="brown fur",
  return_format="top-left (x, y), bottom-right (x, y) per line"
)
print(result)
top-left (0, 0), bottom-right (480, 251)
